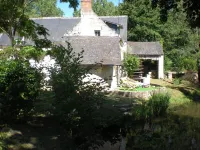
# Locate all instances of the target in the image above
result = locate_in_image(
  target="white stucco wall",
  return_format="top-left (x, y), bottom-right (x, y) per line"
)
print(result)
top-left (120, 41), bottom-right (127, 61)
top-left (64, 11), bottom-right (118, 37)
top-left (89, 65), bottom-right (113, 85)
top-left (88, 65), bottom-right (119, 89)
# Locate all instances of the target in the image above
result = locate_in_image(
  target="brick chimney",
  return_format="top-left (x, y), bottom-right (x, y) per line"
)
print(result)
top-left (81, 0), bottom-right (92, 13)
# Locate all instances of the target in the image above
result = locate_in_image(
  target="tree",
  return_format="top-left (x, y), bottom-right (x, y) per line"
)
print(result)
top-left (151, 0), bottom-right (200, 28)
top-left (0, 0), bottom-right (80, 47)
top-left (73, 0), bottom-right (118, 17)
top-left (49, 43), bottom-right (122, 149)
top-left (25, 0), bottom-right (64, 17)
top-left (119, 0), bottom-right (162, 41)
top-left (0, 0), bottom-right (49, 47)
top-left (119, 0), bottom-right (199, 71)
top-left (92, 0), bottom-right (119, 16)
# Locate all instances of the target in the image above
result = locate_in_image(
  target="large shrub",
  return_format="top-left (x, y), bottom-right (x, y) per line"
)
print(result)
top-left (133, 92), bottom-right (170, 121)
top-left (148, 93), bottom-right (170, 117)
top-left (123, 54), bottom-right (140, 77)
top-left (0, 60), bottom-right (41, 122)
top-left (49, 43), bottom-right (121, 149)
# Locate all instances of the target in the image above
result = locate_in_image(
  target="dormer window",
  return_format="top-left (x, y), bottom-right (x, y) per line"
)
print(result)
top-left (95, 30), bottom-right (100, 36)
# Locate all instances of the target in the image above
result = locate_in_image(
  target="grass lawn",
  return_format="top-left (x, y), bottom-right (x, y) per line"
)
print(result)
top-left (151, 79), bottom-right (193, 105)
top-left (151, 79), bottom-right (200, 118)
top-left (119, 86), bottom-right (157, 92)
top-left (1, 79), bottom-right (200, 150)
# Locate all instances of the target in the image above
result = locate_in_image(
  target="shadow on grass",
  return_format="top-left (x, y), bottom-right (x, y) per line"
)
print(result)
top-left (1, 91), bottom-right (135, 150)
top-left (0, 116), bottom-right (64, 150)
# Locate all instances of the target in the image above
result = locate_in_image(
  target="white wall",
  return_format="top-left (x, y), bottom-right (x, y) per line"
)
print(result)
top-left (64, 11), bottom-right (118, 37)
top-left (88, 65), bottom-right (118, 89)
top-left (158, 55), bottom-right (164, 79)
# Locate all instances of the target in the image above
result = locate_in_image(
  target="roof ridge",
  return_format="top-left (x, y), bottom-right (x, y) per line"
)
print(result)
top-left (31, 16), bottom-right (81, 20)
top-left (65, 36), bottom-right (120, 38)
top-left (31, 15), bottom-right (127, 20)
top-left (128, 41), bottom-right (160, 43)
top-left (99, 15), bottom-right (128, 18)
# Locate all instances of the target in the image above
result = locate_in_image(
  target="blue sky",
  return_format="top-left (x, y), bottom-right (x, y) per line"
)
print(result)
top-left (56, 0), bottom-right (121, 17)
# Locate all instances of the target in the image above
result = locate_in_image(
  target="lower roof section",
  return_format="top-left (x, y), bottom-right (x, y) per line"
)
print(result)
top-left (55, 36), bottom-right (122, 65)
top-left (127, 41), bottom-right (164, 56)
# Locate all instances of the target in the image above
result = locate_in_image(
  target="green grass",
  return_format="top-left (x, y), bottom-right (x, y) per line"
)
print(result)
top-left (150, 79), bottom-right (200, 118)
top-left (119, 86), bottom-right (157, 92)
top-left (169, 102), bottom-right (200, 119)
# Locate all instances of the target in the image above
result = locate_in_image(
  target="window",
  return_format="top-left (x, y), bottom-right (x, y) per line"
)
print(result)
top-left (95, 30), bottom-right (100, 36)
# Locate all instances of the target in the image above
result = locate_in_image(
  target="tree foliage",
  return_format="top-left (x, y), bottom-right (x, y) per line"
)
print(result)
top-left (49, 43), bottom-right (122, 149)
top-left (119, 0), bottom-right (199, 71)
top-left (92, 0), bottom-right (119, 16)
top-left (0, 0), bottom-right (49, 47)
top-left (25, 0), bottom-right (64, 17)
top-left (0, 60), bottom-right (42, 122)
top-left (123, 54), bottom-right (140, 77)
top-left (151, 0), bottom-right (200, 28)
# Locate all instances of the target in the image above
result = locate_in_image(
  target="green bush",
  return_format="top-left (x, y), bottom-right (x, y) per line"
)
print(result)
top-left (148, 93), bottom-right (170, 117)
top-left (133, 93), bottom-right (170, 120)
top-left (123, 54), bottom-right (140, 77)
top-left (0, 60), bottom-right (41, 122)
top-left (49, 43), bottom-right (121, 149)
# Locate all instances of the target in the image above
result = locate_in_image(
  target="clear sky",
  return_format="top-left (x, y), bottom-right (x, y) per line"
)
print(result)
top-left (56, 0), bottom-right (121, 17)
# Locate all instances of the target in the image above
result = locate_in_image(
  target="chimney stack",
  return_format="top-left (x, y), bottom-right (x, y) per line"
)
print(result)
top-left (81, 0), bottom-right (92, 13)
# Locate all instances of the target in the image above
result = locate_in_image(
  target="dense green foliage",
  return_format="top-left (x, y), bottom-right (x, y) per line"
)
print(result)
top-left (133, 93), bottom-right (170, 120)
top-left (148, 93), bottom-right (170, 117)
top-left (123, 54), bottom-right (140, 77)
top-left (25, 0), bottom-right (64, 17)
top-left (0, 0), bottom-right (49, 47)
top-left (151, 0), bottom-right (200, 28)
top-left (0, 60), bottom-right (41, 122)
top-left (92, 0), bottom-right (118, 16)
top-left (49, 43), bottom-right (122, 149)
top-left (119, 0), bottom-right (200, 72)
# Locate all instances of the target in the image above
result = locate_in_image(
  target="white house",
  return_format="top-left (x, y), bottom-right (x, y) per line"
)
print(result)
top-left (0, 0), bottom-right (164, 89)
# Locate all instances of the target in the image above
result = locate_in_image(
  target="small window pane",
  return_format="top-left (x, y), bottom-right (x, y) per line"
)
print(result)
top-left (95, 30), bottom-right (100, 36)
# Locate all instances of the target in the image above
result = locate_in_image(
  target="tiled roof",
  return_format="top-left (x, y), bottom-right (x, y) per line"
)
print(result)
top-left (56, 36), bottom-right (121, 65)
top-left (0, 16), bottom-right (128, 46)
top-left (127, 42), bottom-right (164, 56)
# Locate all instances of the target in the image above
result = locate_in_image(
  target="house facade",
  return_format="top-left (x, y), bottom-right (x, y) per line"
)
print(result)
top-left (0, 0), bottom-right (164, 89)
